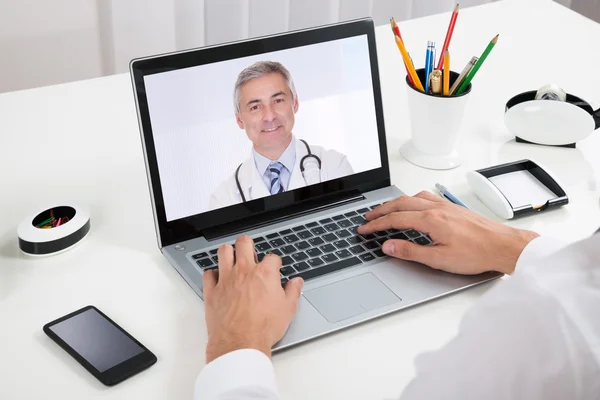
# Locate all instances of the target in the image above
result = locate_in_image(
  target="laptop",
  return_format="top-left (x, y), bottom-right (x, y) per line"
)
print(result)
top-left (129, 18), bottom-right (501, 351)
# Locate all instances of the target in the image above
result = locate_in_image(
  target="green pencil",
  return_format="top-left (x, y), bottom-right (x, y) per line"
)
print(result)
top-left (455, 34), bottom-right (499, 95)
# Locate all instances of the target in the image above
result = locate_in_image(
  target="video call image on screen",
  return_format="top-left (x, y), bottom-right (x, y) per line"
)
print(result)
top-left (144, 35), bottom-right (382, 222)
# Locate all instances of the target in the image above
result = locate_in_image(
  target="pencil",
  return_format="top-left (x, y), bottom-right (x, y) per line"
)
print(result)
top-left (405, 58), bottom-right (415, 86)
top-left (449, 56), bottom-right (477, 95)
top-left (436, 4), bottom-right (460, 71)
top-left (390, 18), bottom-right (403, 42)
top-left (443, 50), bottom-right (450, 96)
top-left (455, 34), bottom-right (499, 95)
top-left (394, 35), bottom-right (424, 92)
top-left (390, 18), bottom-right (414, 86)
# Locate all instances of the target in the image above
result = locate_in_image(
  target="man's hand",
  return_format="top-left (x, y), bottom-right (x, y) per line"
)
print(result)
top-left (202, 236), bottom-right (304, 363)
top-left (358, 191), bottom-right (539, 275)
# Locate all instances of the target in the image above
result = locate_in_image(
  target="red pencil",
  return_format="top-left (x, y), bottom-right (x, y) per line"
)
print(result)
top-left (390, 18), bottom-right (414, 85)
top-left (436, 4), bottom-right (459, 71)
top-left (390, 18), bottom-right (403, 42)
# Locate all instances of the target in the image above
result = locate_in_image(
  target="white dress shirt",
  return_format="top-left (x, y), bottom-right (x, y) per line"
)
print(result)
top-left (207, 137), bottom-right (353, 210)
top-left (252, 139), bottom-right (296, 191)
top-left (194, 234), bottom-right (600, 399)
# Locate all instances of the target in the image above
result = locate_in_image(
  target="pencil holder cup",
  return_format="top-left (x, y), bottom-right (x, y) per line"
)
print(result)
top-left (400, 68), bottom-right (472, 170)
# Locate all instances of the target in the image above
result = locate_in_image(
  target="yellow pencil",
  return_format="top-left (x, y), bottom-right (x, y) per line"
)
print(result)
top-left (443, 49), bottom-right (450, 96)
top-left (394, 35), bottom-right (424, 92)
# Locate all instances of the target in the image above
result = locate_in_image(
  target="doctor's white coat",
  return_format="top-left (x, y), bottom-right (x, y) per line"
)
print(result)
top-left (208, 139), bottom-right (353, 210)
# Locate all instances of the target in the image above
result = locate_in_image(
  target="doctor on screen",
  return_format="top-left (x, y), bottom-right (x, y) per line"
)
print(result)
top-left (208, 61), bottom-right (354, 210)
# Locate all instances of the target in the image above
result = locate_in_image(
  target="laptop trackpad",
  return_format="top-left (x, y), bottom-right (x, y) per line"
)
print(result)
top-left (304, 273), bottom-right (401, 323)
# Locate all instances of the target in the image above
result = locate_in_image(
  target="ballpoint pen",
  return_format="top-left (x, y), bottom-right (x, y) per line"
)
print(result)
top-left (424, 41), bottom-right (435, 92)
top-left (449, 56), bottom-right (477, 95)
top-left (430, 70), bottom-right (442, 95)
top-left (435, 183), bottom-right (471, 210)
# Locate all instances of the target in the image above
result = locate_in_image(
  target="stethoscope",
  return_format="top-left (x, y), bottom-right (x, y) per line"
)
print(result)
top-left (235, 139), bottom-right (322, 202)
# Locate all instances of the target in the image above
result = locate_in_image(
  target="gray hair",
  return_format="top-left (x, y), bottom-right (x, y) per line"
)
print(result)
top-left (233, 61), bottom-right (297, 114)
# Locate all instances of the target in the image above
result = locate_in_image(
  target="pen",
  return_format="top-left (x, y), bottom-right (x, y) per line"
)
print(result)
top-left (430, 70), bottom-right (442, 95)
top-left (424, 41), bottom-right (435, 92)
top-left (435, 183), bottom-right (471, 209)
top-left (449, 56), bottom-right (477, 95)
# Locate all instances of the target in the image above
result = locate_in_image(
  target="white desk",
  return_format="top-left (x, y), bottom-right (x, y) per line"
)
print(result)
top-left (1, 0), bottom-right (599, 398)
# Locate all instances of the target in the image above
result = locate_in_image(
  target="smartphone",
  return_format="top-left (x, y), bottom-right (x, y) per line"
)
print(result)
top-left (43, 305), bottom-right (157, 386)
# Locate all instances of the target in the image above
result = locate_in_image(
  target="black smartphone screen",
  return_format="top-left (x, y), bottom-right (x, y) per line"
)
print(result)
top-left (43, 306), bottom-right (157, 386)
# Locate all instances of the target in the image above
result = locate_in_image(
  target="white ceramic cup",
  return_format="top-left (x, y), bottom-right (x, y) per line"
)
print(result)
top-left (400, 68), bottom-right (472, 170)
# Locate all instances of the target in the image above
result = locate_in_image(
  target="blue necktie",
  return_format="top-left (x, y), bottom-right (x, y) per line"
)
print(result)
top-left (268, 161), bottom-right (285, 195)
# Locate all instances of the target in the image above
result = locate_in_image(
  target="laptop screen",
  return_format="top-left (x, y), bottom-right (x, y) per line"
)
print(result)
top-left (142, 34), bottom-right (382, 222)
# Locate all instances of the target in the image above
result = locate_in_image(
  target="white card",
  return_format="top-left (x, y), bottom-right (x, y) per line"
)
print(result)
top-left (488, 170), bottom-right (557, 208)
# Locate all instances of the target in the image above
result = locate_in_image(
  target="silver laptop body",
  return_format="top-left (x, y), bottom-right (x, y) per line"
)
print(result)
top-left (129, 18), bottom-right (501, 351)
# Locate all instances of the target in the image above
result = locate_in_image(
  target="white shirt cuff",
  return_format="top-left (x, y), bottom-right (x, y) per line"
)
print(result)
top-left (515, 236), bottom-right (565, 273)
top-left (195, 349), bottom-right (278, 399)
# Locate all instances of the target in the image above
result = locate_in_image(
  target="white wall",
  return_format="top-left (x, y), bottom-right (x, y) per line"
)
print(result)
top-left (0, 0), bottom-right (104, 93)
top-left (3, 0), bottom-right (596, 94)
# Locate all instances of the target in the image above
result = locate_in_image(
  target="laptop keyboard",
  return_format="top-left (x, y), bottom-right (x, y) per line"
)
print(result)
top-left (192, 203), bottom-right (432, 286)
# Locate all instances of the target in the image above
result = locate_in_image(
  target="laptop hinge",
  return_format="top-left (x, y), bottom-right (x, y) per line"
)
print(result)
top-left (203, 191), bottom-right (365, 241)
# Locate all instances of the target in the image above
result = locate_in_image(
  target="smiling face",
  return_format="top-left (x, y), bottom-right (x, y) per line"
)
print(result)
top-left (235, 72), bottom-right (299, 158)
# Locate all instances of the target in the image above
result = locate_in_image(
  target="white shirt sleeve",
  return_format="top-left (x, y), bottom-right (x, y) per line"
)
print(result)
top-left (195, 235), bottom-right (600, 400)
top-left (194, 349), bottom-right (279, 400)
top-left (399, 235), bottom-right (600, 400)
top-left (514, 235), bottom-right (566, 271)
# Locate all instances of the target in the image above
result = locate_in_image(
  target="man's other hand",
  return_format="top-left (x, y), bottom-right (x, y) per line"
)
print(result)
top-left (358, 191), bottom-right (539, 275)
